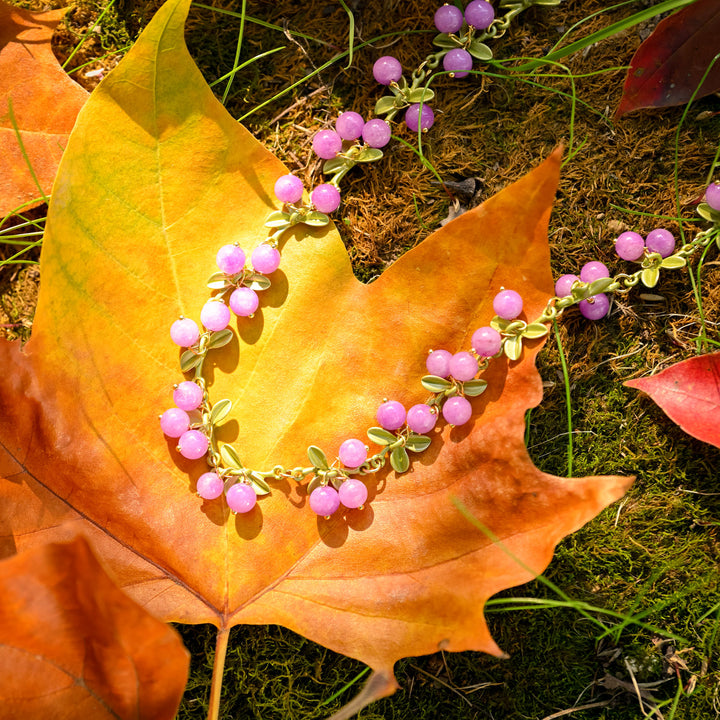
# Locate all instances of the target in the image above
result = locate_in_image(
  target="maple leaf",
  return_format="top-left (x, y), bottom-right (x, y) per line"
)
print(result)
top-left (0, 0), bottom-right (632, 715)
top-left (615, 0), bottom-right (720, 118)
top-left (0, 0), bottom-right (88, 215)
top-left (625, 352), bottom-right (720, 448)
top-left (0, 536), bottom-right (189, 719)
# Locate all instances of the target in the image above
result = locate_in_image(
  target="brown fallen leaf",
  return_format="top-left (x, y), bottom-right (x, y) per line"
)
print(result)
top-left (0, 0), bottom-right (88, 215)
top-left (0, 536), bottom-right (189, 719)
top-left (0, 0), bottom-right (632, 715)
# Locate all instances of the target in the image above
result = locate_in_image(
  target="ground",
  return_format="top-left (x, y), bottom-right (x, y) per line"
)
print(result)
top-left (2, 0), bottom-right (719, 718)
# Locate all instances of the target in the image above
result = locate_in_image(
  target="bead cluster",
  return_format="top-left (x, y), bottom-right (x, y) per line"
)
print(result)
top-left (159, 0), bottom-right (720, 525)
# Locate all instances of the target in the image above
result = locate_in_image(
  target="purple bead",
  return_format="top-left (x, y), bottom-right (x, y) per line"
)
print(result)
top-left (200, 301), bottom-right (231, 332)
top-left (443, 48), bottom-right (473, 78)
top-left (362, 119), bottom-right (391, 148)
top-left (407, 404), bottom-right (438, 434)
top-left (377, 400), bottom-right (406, 431)
top-left (312, 129), bottom-right (342, 160)
top-left (580, 261), bottom-right (609, 283)
top-left (173, 381), bottom-right (203, 411)
top-left (177, 429), bottom-right (209, 460)
top-left (434, 4), bottom-right (464, 33)
top-left (405, 103), bottom-right (435, 132)
top-left (471, 326), bottom-right (502, 357)
top-left (706, 182), bottom-right (720, 211)
top-left (493, 289), bottom-right (523, 320)
top-left (554, 274), bottom-right (579, 297)
top-left (614, 231), bottom-right (645, 261)
top-left (251, 244), bottom-right (281, 274)
top-left (311, 184), bottom-right (341, 214)
top-left (229, 287), bottom-right (259, 317)
top-left (338, 438), bottom-right (368, 468)
top-left (442, 396), bottom-right (472, 426)
top-left (274, 174), bottom-right (304, 204)
top-left (226, 483), bottom-right (257, 513)
top-left (465, 0), bottom-right (495, 29)
top-left (426, 348), bottom-right (452, 377)
top-left (160, 407), bottom-right (190, 438)
top-left (579, 293), bottom-right (610, 320)
top-left (197, 472), bottom-right (224, 500)
top-left (170, 317), bottom-right (199, 347)
top-left (645, 228), bottom-right (675, 258)
top-left (336, 111), bottom-right (365, 140)
top-left (338, 478), bottom-right (368, 509)
top-left (310, 486), bottom-right (341, 516)
top-left (372, 55), bottom-right (402, 85)
top-left (449, 351), bottom-right (478, 381)
top-left (216, 244), bottom-right (246, 275)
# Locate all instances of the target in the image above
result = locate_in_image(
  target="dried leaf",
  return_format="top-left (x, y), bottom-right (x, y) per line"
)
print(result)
top-left (0, 0), bottom-right (88, 213)
top-left (0, 537), bottom-right (189, 719)
top-left (0, 0), bottom-right (632, 714)
top-left (616, 0), bottom-right (720, 118)
top-left (625, 353), bottom-right (720, 448)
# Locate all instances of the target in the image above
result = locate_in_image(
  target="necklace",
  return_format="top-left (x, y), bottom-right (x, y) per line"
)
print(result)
top-left (157, 0), bottom-right (720, 523)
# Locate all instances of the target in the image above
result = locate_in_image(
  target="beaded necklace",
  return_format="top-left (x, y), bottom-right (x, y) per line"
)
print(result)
top-left (158, 0), bottom-right (720, 522)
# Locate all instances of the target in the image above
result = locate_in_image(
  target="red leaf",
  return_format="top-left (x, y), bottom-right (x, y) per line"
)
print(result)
top-left (625, 352), bottom-right (720, 448)
top-left (0, 536), bottom-right (189, 719)
top-left (615, 0), bottom-right (720, 118)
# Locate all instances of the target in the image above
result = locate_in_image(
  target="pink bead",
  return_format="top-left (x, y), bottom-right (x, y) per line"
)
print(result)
top-left (426, 349), bottom-right (452, 377)
top-left (251, 244), bottom-right (281, 274)
top-left (442, 396), bottom-right (472, 426)
top-left (465, 0), bottom-right (495, 29)
top-left (706, 182), bottom-right (720, 211)
top-left (274, 174), bottom-right (304, 204)
top-left (376, 400), bottom-right (406, 431)
top-left (554, 273), bottom-right (579, 297)
top-left (226, 483), bottom-right (257, 512)
top-left (362, 119), bottom-right (391, 148)
top-left (406, 404), bottom-right (438, 434)
top-left (405, 103), bottom-right (434, 132)
top-left (200, 301), bottom-right (231, 332)
top-left (372, 55), bottom-right (402, 85)
top-left (311, 184), bottom-right (341, 214)
top-left (309, 486), bottom-right (341, 516)
top-left (338, 438), bottom-right (368, 468)
top-left (449, 351), bottom-right (478, 382)
top-left (197, 472), bottom-right (224, 500)
top-left (579, 293), bottom-right (610, 320)
top-left (614, 231), bottom-right (645, 261)
top-left (471, 326), bottom-right (502, 357)
top-left (312, 130), bottom-right (342, 159)
top-left (173, 380), bottom-right (204, 411)
top-left (493, 289), bottom-right (523, 320)
top-left (338, 478), bottom-right (368, 509)
top-left (216, 244), bottom-right (246, 275)
top-left (336, 111), bottom-right (365, 140)
top-left (645, 228), bottom-right (676, 258)
top-left (160, 408), bottom-right (190, 438)
top-left (177, 430), bottom-right (209, 460)
top-left (229, 287), bottom-right (259, 317)
top-left (434, 3), bottom-right (463, 33)
top-left (170, 318), bottom-right (199, 347)
top-left (580, 261), bottom-right (609, 283)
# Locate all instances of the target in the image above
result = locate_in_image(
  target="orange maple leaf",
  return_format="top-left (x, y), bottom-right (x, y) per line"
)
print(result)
top-left (0, 0), bottom-right (632, 715)
top-left (0, 537), bottom-right (189, 719)
top-left (0, 0), bottom-right (88, 215)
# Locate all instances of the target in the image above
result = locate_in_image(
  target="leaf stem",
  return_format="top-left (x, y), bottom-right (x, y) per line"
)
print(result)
top-left (207, 626), bottom-right (230, 720)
